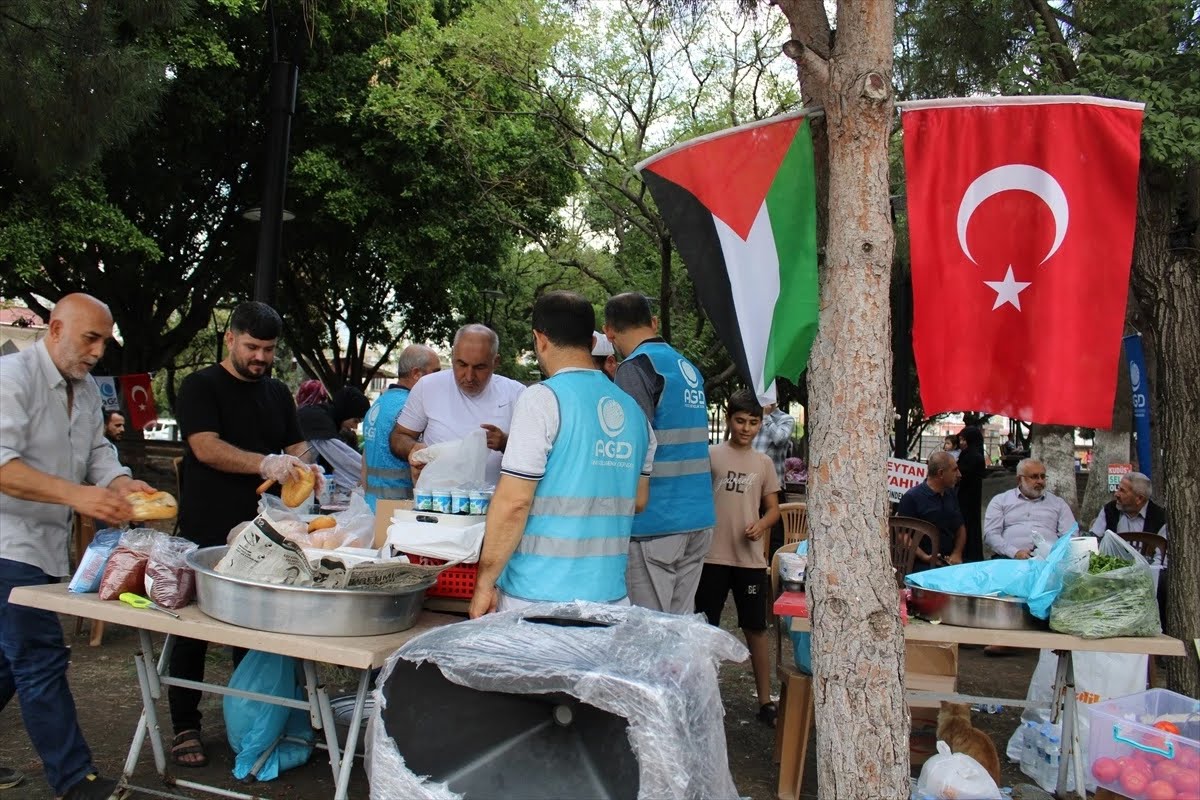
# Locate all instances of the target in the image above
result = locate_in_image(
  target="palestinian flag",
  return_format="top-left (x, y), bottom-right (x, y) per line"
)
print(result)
top-left (636, 110), bottom-right (819, 403)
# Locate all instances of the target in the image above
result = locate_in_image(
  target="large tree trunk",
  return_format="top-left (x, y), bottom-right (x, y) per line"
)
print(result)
top-left (1131, 166), bottom-right (1200, 697)
top-left (1031, 424), bottom-right (1079, 517)
top-left (778, 1), bottom-right (908, 797)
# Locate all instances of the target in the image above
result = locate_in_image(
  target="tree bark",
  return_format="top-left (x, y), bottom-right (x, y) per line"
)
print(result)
top-left (1030, 424), bottom-right (1078, 517)
top-left (1130, 166), bottom-right (1200, 698)
top-left (777, 1), bottom-right (908, 797)
top-left (1079, 324), bottom-right (1132, 526)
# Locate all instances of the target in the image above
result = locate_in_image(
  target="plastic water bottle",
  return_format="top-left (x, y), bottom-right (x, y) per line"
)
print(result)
top-left (1020, 721), bottom-right (1039, 776)
top-left (1043, 733), bottom-right (1061, 789)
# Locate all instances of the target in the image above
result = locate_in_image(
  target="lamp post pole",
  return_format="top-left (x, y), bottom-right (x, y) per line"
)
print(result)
top-left (253, 0), bottom-right (299, 307)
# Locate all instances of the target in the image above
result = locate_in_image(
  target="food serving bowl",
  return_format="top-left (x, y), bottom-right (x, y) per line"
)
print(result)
top-left (906, 586), bottom-right (1046, 631)
top-left (187, 546), bottom-right (434, 637)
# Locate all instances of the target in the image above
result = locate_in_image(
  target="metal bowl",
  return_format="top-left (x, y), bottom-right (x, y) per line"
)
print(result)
top-left (187, 546), bottom-right (434, 637)
top-left (907, 586), bottom-right (1045, 631)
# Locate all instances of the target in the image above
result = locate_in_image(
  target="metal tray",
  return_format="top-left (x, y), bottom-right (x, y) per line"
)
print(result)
top-left (907, 586), bottom-right (1046, 631)
top-left (187, 546), bottom-right (433, 637)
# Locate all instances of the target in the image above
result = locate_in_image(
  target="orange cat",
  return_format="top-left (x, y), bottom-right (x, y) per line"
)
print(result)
top-left (936, 701), bottom-right (1002, 785)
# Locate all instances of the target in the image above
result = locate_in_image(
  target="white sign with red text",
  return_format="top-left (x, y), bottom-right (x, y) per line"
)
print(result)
top-left (887, 457), bottom-right (926, 503)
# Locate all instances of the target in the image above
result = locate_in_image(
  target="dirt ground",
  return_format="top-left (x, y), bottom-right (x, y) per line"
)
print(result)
top-left (1, 470), bottom-right (1046, 800)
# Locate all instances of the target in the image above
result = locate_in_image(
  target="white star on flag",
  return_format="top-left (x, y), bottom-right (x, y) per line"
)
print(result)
top-left (984, 266), bottom-right (1032, 311)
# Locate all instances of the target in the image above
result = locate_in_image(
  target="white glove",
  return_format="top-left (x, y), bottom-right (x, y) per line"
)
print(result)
top-left (259, 453), bottom-right (308, 483)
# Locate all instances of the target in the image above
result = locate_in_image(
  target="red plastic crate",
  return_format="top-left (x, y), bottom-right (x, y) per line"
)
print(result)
top-left (405, 554), bottom-right (478, 599)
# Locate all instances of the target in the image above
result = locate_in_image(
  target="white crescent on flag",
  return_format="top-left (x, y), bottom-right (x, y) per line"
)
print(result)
top-left (956, 164), bottom-right (1069, 266)
top-left (130, 384), bottom-right (150, 410)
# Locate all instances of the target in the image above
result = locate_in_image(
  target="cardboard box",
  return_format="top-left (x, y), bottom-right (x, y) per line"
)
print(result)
top-left (905, 641), bottom-right (959, 764)
top-left (372, 499), bottom-right (413, 548)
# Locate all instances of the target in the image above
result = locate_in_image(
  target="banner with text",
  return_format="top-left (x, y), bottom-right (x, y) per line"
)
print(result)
top-left (887, 457), bottom-right (926, 503)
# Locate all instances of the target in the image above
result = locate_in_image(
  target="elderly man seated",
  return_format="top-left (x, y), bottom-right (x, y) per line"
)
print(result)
top-left (1089, 471), bottom-right (1167, 541)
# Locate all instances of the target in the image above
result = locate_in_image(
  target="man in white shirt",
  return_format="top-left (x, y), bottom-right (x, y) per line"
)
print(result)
top-left (390, 324), bottom-right (525, 486)
top-left (983, 458), bottom-right (1076, 559)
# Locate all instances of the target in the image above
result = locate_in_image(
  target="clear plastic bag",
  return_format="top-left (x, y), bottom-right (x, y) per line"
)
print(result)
top-left (413, 429), bottom-right (488, 490)
top-left (1048, 531), bottom-right (1160, 638)
top-left (915, 741), bottom-right (1002, 800)
top-left (144, 536), bottom-right (199, 609)
top-left (69, 529), bottom-right (123, 593)
top-left (98, 528), bottom-right (163, 600)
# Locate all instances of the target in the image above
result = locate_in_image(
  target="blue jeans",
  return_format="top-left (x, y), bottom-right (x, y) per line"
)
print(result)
top-left (0, 558), bottom-right (95, 795)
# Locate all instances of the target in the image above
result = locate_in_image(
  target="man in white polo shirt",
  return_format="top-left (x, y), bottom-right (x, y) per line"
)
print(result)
top-left (389, 324), bottom-right (525, 486)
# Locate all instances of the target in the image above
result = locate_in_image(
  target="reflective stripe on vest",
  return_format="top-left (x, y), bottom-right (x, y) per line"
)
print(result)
top-left (497, 370), bottom-right (649, 603)
top-left (362, 387), bottom-right (414, 511)
top-left (628, 342), bottom-right (716, 537)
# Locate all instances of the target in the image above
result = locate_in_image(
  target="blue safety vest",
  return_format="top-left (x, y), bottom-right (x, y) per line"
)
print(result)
top-left (628, 341), bottom-right (715, 537)
top-left (498, 370), bottom-right (649, 603)
top-left (362, 387), bottom-right (413, 511)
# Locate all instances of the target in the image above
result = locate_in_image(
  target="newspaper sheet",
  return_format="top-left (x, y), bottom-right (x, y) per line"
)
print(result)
top-left (217, 514), bottom-right (448, 590)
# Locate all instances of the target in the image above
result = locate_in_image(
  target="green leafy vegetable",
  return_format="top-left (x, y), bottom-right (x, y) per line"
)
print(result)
top-left (1050, 553), bottom-right (1160, 638)
top-left (1087, 553), bottom-right (1133, 575)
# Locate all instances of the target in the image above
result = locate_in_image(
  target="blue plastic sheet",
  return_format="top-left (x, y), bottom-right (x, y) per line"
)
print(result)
top-left (223, 651), bottom-right (313, 781)
top-left (903, 527), bottom-right (1078, 620)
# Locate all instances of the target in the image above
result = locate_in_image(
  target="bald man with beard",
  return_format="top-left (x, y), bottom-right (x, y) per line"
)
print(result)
top-left (1, 293), bottom-right (154, 799)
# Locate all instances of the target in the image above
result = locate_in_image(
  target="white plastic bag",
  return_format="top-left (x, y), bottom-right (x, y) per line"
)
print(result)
top-left (1004, 649), bottom-right (1147, 791)
top-left (413, 429), bottom-right (488, 489)
top-left (916, 742), bottom-right (1002, 800)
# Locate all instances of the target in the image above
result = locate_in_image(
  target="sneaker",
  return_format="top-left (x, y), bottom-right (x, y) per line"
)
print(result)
top-left (757, 701), bottom-right (778, 728)
top-left (61, 773), bottom-right (129, 800)
top-left (0, 767), bottom-right (24, 790)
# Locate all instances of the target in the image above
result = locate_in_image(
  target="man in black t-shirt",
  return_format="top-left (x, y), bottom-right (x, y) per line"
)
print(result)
top-left (896, 450), bottom-right (966, 569)
top-left (168, 301), bottom-right (317, 768)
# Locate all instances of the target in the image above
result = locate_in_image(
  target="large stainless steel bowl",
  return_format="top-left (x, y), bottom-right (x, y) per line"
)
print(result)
top-left (187, 546), bottom-right (434, 637)
top-left (907, 586), bottom-right (1045, 631)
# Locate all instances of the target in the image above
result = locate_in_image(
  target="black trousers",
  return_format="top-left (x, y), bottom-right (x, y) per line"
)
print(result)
top-left (168, 638), bottom-right (247, 734)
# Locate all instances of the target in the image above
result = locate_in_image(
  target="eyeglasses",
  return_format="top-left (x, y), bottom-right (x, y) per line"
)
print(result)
top-left (1021, 473), bottom-right (1047, 480)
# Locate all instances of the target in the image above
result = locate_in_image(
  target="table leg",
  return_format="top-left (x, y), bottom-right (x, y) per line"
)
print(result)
top-left (332, 669), bottom-right (371, 800)
top-left (134, 646), bottom-right (170, 774)
top-left (305, 661), bottom-right (342, 780)
top-left (1052, 651), bottom-right (1087, 799)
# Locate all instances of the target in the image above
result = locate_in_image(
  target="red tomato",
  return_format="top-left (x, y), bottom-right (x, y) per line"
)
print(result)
top-left (1146, 779), bottom-right (1178, 800)
top-left (1176, 747), bottom-right (1200, 771)
top-left (1123, 765), bottom-right (1153, 797)
top-left (1154, 721), bottom-right (1182, 735)
top-left (1171, 769), bottom-right (1200, 799)
top-left (1155, 761), bottom-right (1182, 783)
top-left (1092, 756), bottom-right (1121, 785)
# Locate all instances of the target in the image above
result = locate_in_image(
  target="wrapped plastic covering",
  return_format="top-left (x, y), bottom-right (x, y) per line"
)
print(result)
top-left (367, 602), bottom-right (747, 800)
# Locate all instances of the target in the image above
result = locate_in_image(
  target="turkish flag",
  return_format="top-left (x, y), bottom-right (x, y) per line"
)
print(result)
top-left (120, 373), bottom-right (158, 431)
top-left (902, 98), bottom-right (1143, 427)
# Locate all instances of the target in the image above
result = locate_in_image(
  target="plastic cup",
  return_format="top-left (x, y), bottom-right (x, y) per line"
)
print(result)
top-left (414, 489), bottom-right (433, 511)
top-left (430, 490), bottom-right (452, 514)
top-left (450, 489), bottom-right (470, 515)
top-left (468, 491), bottom-right (485, 515)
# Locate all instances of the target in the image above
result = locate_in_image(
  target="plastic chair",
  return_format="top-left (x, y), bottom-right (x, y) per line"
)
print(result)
top-left (1118, 531), bottom-right (1167, 564)
top-left (889, 516), bottom-right (939, 588)
top-left (779, 502), bottom-right (809, 546)
top-left (769, 541), bottom-right (814, 800)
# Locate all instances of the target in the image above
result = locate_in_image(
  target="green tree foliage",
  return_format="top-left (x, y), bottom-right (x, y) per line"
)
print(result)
top-left (283, 0), bottom-right (577, 389)
top-left (0, 0), bottom-right (199, 176)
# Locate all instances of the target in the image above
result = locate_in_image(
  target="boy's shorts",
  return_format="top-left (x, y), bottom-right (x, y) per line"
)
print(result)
top-left (694, 563), bottom-right (769, 631)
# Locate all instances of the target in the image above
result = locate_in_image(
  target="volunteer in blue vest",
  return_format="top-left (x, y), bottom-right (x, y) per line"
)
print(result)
top-left (603, 292), bottom-right (716, 614)
top-left (469, 291), bottom-right (654, 617)
top-left (360, 344), bottom-right (440, 510)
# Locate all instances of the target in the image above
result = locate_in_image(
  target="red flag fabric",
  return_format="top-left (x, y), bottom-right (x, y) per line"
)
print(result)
top-left (902, 97), bottom-right (1143, 427)
top-left (119, 373), bottom-right (158, 431)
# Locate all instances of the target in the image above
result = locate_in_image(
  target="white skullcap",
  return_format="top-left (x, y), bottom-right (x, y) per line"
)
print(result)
top-left (591, 331), bottom-right (614, 357)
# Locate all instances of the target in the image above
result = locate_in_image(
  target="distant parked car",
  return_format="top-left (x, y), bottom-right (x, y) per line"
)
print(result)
top-left (142, 419), bottom-right (179, 441)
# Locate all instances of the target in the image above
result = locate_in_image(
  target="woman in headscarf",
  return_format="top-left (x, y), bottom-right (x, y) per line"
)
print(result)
top-left (956, 426), bottom-right (987, 562)
top-left (297, 386), bottom-right (371, 495)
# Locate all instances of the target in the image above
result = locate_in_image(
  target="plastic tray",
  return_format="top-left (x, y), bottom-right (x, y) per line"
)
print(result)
top-left (1086, 688), bottom-right (1200, 797)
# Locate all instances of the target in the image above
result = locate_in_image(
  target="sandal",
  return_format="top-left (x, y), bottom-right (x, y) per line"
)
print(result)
top-left (171, 730), bottom-right (208, 768)
top-left (757, 702), bottom-right (778, 728)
